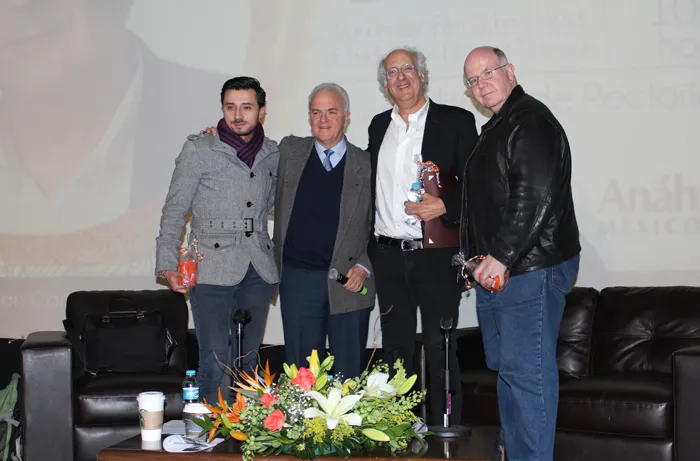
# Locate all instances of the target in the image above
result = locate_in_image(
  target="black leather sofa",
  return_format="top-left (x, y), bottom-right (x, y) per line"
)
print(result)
top-left (21, 290), bottom-right (190, 461)
top-left (459, 286), bottom-right (700, 461)
top-left (20, 289), bottom-right (425, 461)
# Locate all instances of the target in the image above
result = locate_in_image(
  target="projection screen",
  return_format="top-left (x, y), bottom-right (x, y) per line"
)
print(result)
top-left (0, 0), bottom-right (698, 341)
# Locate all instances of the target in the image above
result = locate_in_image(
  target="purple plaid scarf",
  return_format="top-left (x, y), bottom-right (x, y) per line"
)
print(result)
top-left (217, 118), bottom-right (265, 168)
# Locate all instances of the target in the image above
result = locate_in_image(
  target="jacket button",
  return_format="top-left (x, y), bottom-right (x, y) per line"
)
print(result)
top-left (214, 243), bottom-right (220, 248)
top-left (250, 172), bottom-right (255, 178)
top-left (349, 257), bottom-right (354, 261)
top-left (246, 201), bottom-right (252, 207)
top-left (245, 232), bottom-right (252, 237)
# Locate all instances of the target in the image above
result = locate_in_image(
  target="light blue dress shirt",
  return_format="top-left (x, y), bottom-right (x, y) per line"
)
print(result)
top-left (314, 137), bottom-right (347, 169)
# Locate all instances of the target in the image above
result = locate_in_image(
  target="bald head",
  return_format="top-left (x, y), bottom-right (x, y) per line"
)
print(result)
top-left (464, 47), bottom-right (516, 113)
top-left (465, 47), bottom-right (508, 67)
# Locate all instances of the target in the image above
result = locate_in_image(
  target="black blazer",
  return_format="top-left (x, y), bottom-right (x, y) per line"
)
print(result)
top-left (366, 99), bottom-right (479, 244)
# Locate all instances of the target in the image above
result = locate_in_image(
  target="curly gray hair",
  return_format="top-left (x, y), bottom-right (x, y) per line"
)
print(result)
top-left (377, 47), bottom-right (429, 93)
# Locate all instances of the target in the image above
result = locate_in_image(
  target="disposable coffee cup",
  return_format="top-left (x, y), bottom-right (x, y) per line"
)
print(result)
top-left (141, 439), bottom-right (162, 451)
top-left (183, 402), bottom-right (212, 439)
top-left (137, 391), bottom-right (166, 441)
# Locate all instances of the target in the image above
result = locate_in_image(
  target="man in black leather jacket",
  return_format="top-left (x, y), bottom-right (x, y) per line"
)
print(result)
top-left (461, 47), bottom-right (581, 461)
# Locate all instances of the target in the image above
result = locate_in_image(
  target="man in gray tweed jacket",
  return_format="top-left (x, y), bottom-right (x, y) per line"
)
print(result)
top-left (155, 77), bottom-right (279, 405)
top-left (273, 83), bottom-right (375, 380)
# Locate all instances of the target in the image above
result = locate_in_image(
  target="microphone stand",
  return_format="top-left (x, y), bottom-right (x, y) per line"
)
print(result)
top-left (428, 317), bottom-right (471, 438)
top-left (231, 309), bottom-right (252, 372)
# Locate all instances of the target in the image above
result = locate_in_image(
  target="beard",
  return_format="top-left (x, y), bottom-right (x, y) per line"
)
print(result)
top-left (230, 120), bottom-right (257, 138)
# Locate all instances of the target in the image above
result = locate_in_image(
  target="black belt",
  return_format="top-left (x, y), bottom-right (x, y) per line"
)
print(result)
top-left (376, 235), bottom-right (423, 251)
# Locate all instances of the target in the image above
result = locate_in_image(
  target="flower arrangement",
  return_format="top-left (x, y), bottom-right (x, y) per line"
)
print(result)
top-left (195, 350), bottom-right (428, 460)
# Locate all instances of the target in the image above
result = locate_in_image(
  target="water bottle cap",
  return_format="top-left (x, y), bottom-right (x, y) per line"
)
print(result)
top-left (411, 182), bottom-right (421, 189)
top-left (186, 370), bottom-right (196, 376)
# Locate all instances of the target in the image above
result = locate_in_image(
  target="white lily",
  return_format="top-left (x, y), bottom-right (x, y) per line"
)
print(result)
top-left (304, 388), bottom-right (362, 430)
top-left (363, 372), bottom-right (397, 398)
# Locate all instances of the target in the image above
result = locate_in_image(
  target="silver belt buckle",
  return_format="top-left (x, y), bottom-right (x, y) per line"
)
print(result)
top-left (401, 239), bottom-right (417, 251)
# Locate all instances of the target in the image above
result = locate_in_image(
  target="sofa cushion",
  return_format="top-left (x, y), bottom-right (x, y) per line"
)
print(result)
top-left (74, 372), bottom-right (183, 425)
top-left (558, 287), bottom-right (599, 378)
top-left (591, 286), bottom-right (700, 376)
top-left (461, 369), bottom-right (500, 425)
top-left (461, 370), bottom-right (580, 426)
top-left (558, 374), bottom-right (672, 437)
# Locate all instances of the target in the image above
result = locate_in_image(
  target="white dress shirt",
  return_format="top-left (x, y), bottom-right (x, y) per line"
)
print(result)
top-left (374, 99), bottom-right (430, 240)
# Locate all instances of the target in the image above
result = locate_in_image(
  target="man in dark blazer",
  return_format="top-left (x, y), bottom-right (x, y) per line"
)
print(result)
top-left (274, 83), bottom-right (375, 379)
top-left (367, 47), bottom-right (478, 425)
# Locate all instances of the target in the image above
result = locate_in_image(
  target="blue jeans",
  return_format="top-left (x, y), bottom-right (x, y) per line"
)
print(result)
top-left (476, 254), bottom-right (580, 461)
top-left (190, 264), bottom-right (274, 405)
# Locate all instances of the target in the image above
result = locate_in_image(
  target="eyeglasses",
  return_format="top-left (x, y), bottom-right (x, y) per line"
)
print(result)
top-left (386, 63), bottom-right (417, 80)
top-left (465, 64), bottom-right (508, 89)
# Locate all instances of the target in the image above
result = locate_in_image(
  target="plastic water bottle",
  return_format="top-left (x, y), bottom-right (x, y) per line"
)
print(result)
top-left (405, 182), bottom-right (424, 225)
top-left (182, 370), bottom-right (199, 408)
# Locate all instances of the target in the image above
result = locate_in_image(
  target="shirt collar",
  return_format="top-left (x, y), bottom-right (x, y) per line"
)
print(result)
top-left (390, 98), bottom-right (430, 129)
top-left (315, 136), bottom-right (347, 157)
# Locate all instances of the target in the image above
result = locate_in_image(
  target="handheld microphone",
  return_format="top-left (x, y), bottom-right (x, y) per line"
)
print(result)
top-left (232, 309), bottom-right (251, 325)
top-left (328, 268), bottom-right (368, 295)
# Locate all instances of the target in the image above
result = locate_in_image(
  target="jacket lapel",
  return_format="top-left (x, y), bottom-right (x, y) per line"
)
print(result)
top-left (371, 114), bottom-right (391, 156)
top-left (333, 142), bottom-right (366, 254)
top-left (369, 111), bottom-right (391, 215)
top-left (251, 138), bottom-right (276, 167)
top-left (279, 138), bottom-right (315, 242)
top-left (420, 99), bottom-right (441, 164)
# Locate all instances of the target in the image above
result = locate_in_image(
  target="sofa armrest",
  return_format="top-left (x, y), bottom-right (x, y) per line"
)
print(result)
top-left (455, 327), bottom-right (487, 371)
top-left (673, 345), bottom-right (700, 461)
top-left (21, 331), bottom-right (74, 461)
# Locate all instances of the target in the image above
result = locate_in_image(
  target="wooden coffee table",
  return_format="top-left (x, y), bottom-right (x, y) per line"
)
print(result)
top-left (97, 426), bottom-right (501, 460)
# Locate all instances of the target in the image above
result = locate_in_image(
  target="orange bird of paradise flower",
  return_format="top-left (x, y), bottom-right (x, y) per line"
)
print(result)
top-left (202, 389), bottom-right (247, 441)
top-left (235, 360), bottom-right (276, 392)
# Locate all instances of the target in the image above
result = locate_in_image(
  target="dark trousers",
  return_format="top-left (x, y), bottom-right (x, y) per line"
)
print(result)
top-left (373, 244), bottom-right (463, 425)
top-left (189, 264), bottom-right (274, 405)
top-left (279, 262), bottom-right (371, 380)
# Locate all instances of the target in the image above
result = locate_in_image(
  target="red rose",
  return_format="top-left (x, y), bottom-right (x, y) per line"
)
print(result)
top-left (263, 409), bottom-right (285, 431)
top-left (291, 367), bottom-right (316, 390)
top-left (260, 392), bottom-right (278, 409)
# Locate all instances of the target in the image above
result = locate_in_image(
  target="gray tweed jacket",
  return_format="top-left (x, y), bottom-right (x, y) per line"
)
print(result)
top-left (155, 133), bottom-right (280, 285)
top-left (273, 136), bottom-right (376, 315)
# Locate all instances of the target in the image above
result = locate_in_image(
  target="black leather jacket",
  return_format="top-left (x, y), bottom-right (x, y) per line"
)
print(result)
top-left (460, 86), bottom-right (581, 276)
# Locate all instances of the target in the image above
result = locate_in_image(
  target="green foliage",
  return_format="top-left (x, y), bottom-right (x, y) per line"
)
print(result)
top-left (196, 352), bottom-right (427, 460)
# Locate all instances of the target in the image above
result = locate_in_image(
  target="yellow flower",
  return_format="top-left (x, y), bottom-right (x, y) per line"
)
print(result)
top-left (303, 417), bottom-right (328, 444)
top-left (330, 422), bottom-right (354, 444)
top-left (307, 350), bottom-right (321, 377)
top-left (341, 379), bottom-right (356, 396)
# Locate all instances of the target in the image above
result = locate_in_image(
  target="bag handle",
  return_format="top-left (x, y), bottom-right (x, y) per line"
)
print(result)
top-left (105, 297), bottom-right (144, 321)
